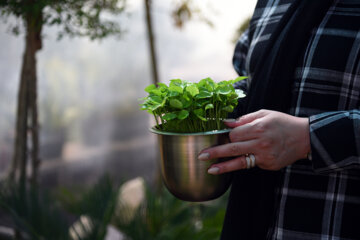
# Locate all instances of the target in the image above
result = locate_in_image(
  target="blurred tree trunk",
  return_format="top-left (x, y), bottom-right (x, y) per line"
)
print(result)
top-left (9, 9), bottom-right (42, 190)
top-left (144, 0), bottom-right (159, 85)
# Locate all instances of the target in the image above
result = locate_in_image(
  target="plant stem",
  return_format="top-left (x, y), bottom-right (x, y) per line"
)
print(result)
top-left (153, 113), bottom-right (159, 129)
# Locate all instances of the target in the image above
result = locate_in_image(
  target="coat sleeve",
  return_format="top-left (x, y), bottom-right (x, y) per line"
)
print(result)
top-left (229, 29), bottom-right (250, 119)
top-left (309, 110), bottom-right (360, 174)
top-left (233, 28), bottom-right (250, 86)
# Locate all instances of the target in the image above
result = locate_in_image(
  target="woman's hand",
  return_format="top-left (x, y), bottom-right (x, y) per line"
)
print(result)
top-left (198, 110), bottom-right (310, 174)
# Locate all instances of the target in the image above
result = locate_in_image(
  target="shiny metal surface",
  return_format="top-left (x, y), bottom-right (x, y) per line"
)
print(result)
top-left (150, 128), bottom-right (232, 202)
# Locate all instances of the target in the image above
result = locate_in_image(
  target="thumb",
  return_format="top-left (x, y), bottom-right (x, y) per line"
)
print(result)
top-left (224, 110), bottom-right (267, 128)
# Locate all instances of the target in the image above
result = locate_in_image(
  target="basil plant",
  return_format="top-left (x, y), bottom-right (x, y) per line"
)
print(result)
top-left (140, 77), bottom-right (247, 133)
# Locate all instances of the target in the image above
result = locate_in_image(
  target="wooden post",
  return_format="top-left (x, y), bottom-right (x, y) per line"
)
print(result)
top-left (144, 0), bottom-right (160, 85)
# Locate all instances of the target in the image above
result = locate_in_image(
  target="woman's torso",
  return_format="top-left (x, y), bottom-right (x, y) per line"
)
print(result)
top-left (237, 0), bottom-right (360, 239)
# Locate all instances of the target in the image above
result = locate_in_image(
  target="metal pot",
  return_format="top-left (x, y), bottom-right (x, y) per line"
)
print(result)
top-left (150, 127), bottom-right (232, 202)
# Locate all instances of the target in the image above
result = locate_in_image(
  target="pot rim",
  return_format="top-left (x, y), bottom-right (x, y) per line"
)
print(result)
top-left (149, 126), bottom-right (231, 136)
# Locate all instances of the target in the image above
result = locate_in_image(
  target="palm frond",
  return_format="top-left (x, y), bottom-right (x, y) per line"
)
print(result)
top-left (59, 175), bottom-right (118, 240)
top-left (0, 180), bottom-right (71, 240)
top-left (113, 183), bottom-right (228, 240)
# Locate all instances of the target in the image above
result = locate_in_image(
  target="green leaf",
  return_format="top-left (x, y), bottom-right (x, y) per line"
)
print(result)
top-left (197, 99), bottom-right (209, 106)
top-left (185, 85), bottom-right (199, 97)
top-left (157, 82), bottom-right (168, 88)
top-left (205, 104), bottom-right (214, 111)
top-left (199, 77), bottom-right (214, 86)
top-left (228, 93), bottom-right (238, 100)
top-left (216, 93), bottom-right (224, 102)
top-left (138, 96), bottom-right (147, 101)
top-left (199, 77), bottom-right (216, 91)
top-left (194, 109), bottom-right (207, 121)
top-left (194, 101), bottom-right (202, 108)
top-left (145, 84), bottom-right (157, 93)
top-left (169, 91), bottom-right (180, 97)
top-left (235, 89), bottom-right (246, 98)
top-left (169, 85), bottom-right (183, 93)
top-left (151, 89), bottom-right (163, 96)
top-left (181, 98), bottom-right (192, 108)
top-left (169, 79), bottom-right (182, 87)
top-left (170, 99), bottom-right (183, 109)
top-left (149, 103), bottom-right (161, 111)
top-left (229, 76), bottom-right (248, 84)
top-left (230, 98), bottom-right (239, 106)
top-left (222, 105), bottom-right (234, 112)
top-left (196, 91), bottom-right (212, 99)
top-left (163, 113), bottom-right (177, 121)
top-left (198, 86), bottom-right (209, 92)
top-left (149, 95), bottom-right (163, 104)
top-left (142, 76), bottom-right (248, 132)
top-left (217, 85), bottom-right (232, 95)
top-left (183, 92), bottom-right (191, 101)
top-left (177, 110), bottom-right (189, 120)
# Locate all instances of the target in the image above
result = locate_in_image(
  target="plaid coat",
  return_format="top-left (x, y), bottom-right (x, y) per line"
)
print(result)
top-left (232, 0), bottom-right (360, 239)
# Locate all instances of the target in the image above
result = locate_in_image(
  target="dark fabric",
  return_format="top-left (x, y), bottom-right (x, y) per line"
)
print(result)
top-left (246, 0), bottom-right (333, 113)
top-left (221, 0), bottom-right (334, 239)
top-left (227, 0), bottom-right (360, 239)
top-left (221, 168), bottom-right (281, 239)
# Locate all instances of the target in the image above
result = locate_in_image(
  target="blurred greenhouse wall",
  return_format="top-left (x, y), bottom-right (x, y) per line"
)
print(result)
top-left (0, 0), bottom-right (256, 188)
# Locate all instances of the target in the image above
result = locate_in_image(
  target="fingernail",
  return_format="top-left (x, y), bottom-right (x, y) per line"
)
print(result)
top-left (223, 118), bottom-right (236, 123)
top-left (198, 152), bottom-right (210, 161)
top-left (208, 167), bottom-right (220, 175)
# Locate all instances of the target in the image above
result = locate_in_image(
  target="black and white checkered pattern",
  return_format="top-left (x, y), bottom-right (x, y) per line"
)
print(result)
top-left (233, 0), bottom-right (360, 239)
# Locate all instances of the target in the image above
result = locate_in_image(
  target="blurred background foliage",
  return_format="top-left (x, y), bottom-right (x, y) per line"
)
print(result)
top-left (0, 175), bottom-right (229, 239)
top-left (0, 0), bottom-right (255, 238)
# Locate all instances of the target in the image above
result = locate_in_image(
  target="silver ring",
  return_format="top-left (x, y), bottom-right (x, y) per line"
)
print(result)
top-left (245, 154), bottom-right (256, 169)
